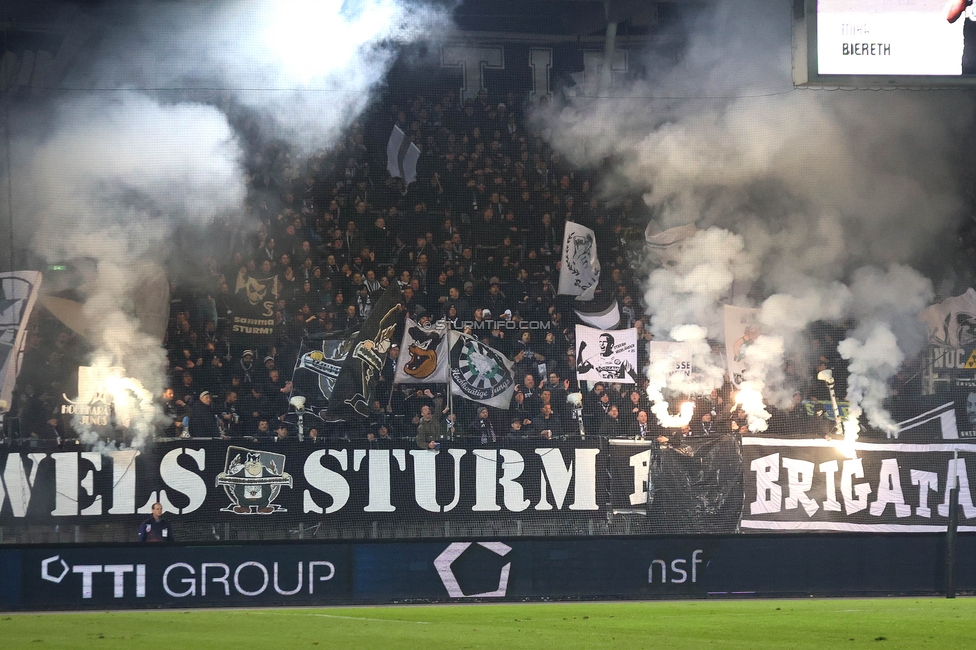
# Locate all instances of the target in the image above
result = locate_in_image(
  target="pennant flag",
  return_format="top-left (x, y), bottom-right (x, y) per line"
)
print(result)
top-left (394, 317), bottom-right (450, 384)
top-left (575, 325), bottom-right (638, 383)
top-left (644, 222), bottom-right (699, 268)
top-left (387, 125), bottom-right (421, 186)
top-left (724, 304), bottom-right (761, 387)
top-left (558, 220), bottom-right (600, 300)
top-left (448, 330), bottom-right (516, 408)
top-left (291, 334), bottom-right (358, 411)
top-left (0, 271), bottom-right (42, 408)
top-left (327, 286), bottom-right (402, 420)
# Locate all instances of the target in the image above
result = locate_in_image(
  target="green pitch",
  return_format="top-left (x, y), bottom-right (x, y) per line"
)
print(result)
top-left (2, 598), bottom-right (974, 648)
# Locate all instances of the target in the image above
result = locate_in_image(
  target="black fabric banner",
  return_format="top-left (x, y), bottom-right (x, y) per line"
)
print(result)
top-left (741, 437), bottom-right (976, 533)
top-left (230, 271), bottom-right (279, 349)
top-left (603, 436), bottom-right (742, 534)
top-left (0, 440), bottom-right (605, 536)
top-left (291, 334), bottom-right (357, 412)
top-left (326, 286), bottom-right (401, 421)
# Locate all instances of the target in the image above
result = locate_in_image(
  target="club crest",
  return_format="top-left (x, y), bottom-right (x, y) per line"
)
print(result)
top-left (216, 446), bottom-right (293, 515)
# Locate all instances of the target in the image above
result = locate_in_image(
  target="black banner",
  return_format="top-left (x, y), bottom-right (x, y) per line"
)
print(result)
top-left (231, 271), bottom-right (279, 348)
top-left (604, 436), bottom-right (742, 534)
top-left (741, 437), bottom-right (976, 533)
top-left (291, 335), bottom-right (357, 411)
top-left (0, 440), bottom-right (605, 531)
top-left (327, 286), bottom-right (401, 420)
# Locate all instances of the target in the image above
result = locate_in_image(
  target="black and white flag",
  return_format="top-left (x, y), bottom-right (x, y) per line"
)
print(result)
top-left (387, 125), bottom-right (421, 186)
top-left (0, 271), bottom-right (41, 408)
top-left (558, 221), bottom-right (600, 300)
top-left (575, 325), bottom-right (638, 383)
top-left (394, 318), bottom-right (450, 384)
top-left (448, 330), bottom-right (516, 408)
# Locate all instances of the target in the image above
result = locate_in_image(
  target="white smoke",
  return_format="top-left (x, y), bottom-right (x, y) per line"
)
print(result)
top-left (12, 92), bottom-right (246, 447)
top-left (646, 325), bottom-right (724, 429)
top-left (538, 0), bottom-right (970, 434)
top-left (644, 227), bottom-right (757, 338)
top-left (83, 0), bottom-right (453, 154)
top-left (838, 265), bottom-right (934, 437)
top-left (8, 0), bottom-right (449, 447)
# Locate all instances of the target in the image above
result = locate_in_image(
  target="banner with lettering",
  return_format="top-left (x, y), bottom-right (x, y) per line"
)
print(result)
top-left (0, 441), bottom-right (603, 538)
top-left (741, 437), bottom-right (976, 533)
top-left (231, 270), bottom-right (280, 348)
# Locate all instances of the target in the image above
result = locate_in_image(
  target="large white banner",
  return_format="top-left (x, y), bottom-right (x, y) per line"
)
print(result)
top-left (919, 287), bottom-right (976, 349)
top-left (648, 340), bottom-right (698, 382)
top-left (448, 330), bottom-right (516, 408)
top-left (724, 304), bottom-right (760, 387)
top-left (575, 325), bottom-right (638, 383)
top-left (0, 271), bottom-right (42, 409)
top-left (394, 318), bottom-right (450, 384)
top-left (558, 221), bottom-right (600, 300)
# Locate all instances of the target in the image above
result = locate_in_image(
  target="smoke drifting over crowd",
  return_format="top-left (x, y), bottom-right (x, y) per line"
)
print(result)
top-left (538, 0), bottom-right (974, 436)
top-left (6, 0), bottom-right (450, 448)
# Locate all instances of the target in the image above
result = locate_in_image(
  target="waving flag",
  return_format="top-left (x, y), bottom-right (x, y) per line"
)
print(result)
top-left (448, 330), bottom-right (516, 408)
top-left (558, 220), bottom-right (600, 300)
top-left (394, 318), bottom-right (450, 384)
top-left (387, 125), bottom-right (421, 186)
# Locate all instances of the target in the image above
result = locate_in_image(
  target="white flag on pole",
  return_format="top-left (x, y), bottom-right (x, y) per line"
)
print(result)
top-left (394, 318), bottom-right (450, 384)
top-left (387, 125), bottom-right (421, 186)
top-left (447, 330), bottom-right (516, 408)
top-left (575, 325), bottom-right (638, 383)
top-left (558, 220), bottom-right (600, 300)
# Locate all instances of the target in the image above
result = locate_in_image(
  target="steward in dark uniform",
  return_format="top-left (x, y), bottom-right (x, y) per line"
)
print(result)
top-left (137, 502), bottom-right (173, 542)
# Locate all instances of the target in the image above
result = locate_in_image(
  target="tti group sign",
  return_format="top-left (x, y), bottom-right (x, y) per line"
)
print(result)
top-left (19, 546), bottom-right (348, 608)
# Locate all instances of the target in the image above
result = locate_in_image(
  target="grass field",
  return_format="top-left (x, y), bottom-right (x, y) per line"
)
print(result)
top-left (2, 598), bottom-right (974, 648)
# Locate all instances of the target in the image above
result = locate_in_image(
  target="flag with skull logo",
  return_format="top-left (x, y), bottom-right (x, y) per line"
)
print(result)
top-left (231, 269), bottom-right (280, 348)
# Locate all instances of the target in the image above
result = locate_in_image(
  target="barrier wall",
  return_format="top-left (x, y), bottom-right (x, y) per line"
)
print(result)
top-left (1, 533), bottom-right (972, 610)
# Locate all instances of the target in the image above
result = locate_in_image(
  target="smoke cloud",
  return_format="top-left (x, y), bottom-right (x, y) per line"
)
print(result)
top-left (6, 0), bottom-right (449, 447)
top-left (537, 0), bottom-right (972, 433)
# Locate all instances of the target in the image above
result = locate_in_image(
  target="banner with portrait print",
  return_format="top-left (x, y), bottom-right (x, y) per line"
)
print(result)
top-left (574, 325), bottom-right (638, 384)
top-left (558, 221), bottom-right (600, 300)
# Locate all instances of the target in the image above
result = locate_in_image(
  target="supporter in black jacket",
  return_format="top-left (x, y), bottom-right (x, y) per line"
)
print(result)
top-left (188, 391), bottom-right (221, 439)
top-left (468, 406), bottom-right (498, 444)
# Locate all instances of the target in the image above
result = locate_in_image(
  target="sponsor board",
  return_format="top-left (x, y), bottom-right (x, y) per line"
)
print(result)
top-left (4, 533), bottom-right (975, 610)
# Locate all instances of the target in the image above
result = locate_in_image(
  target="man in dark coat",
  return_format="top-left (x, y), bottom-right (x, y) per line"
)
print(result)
top-left (189, 391), bottom-right (221, 439)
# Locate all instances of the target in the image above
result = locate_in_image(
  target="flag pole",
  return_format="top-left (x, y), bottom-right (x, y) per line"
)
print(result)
top-left (446, 326), bottom-right (455, 440)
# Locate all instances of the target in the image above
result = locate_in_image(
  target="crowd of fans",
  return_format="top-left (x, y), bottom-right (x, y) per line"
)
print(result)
top-left (7, 87), bottom-right (929, 450)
